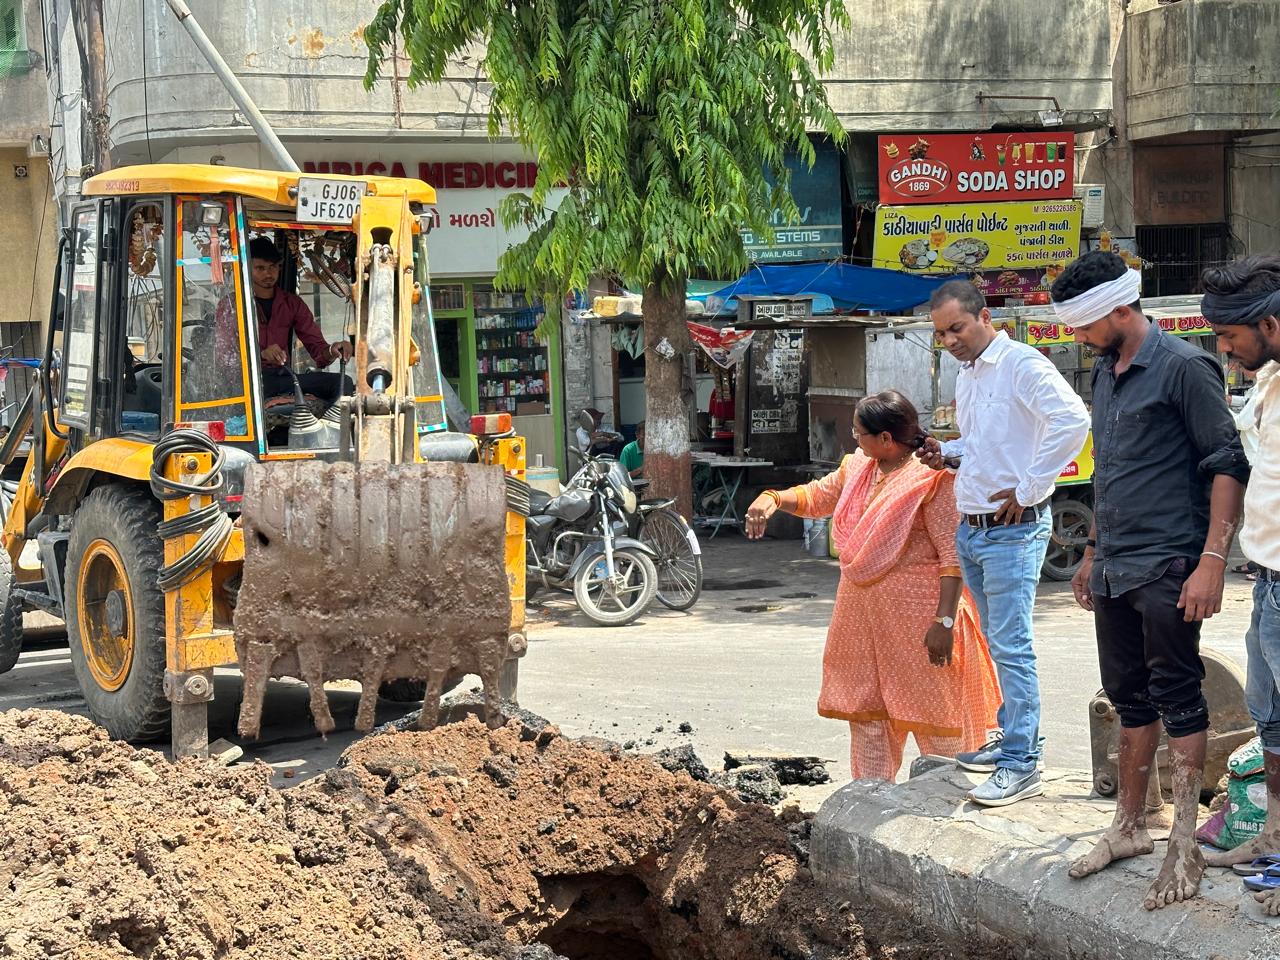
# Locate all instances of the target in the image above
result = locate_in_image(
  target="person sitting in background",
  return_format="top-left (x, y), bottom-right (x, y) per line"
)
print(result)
top-left (620, 421), bottom-right (645, 478)
top-left (744, 390), bottom-right (1001, 783)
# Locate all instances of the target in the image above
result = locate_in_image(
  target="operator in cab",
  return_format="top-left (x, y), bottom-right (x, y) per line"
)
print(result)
top-left (249, 237), bottom-right (353, 402)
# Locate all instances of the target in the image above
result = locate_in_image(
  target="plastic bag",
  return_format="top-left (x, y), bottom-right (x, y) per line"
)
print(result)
top-left (1197, 737), bottom-right (1268, 850)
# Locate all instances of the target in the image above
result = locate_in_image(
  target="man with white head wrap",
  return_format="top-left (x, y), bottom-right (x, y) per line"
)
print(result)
top-left (1056, 251), bottom-right (1248, 912)
top-left (1195, 256), bottom-right (1280, 918)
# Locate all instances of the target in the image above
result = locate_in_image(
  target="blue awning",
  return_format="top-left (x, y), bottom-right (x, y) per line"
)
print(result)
top-left (706, 262), bottom-right (958, 316)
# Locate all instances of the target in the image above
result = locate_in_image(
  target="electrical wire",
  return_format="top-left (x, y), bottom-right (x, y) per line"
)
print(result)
top-left (148, 429), bottom-right (234, 591)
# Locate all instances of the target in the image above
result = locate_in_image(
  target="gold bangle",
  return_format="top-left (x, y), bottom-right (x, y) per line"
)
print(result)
top-left (763, 489), bottom-right (782, 506)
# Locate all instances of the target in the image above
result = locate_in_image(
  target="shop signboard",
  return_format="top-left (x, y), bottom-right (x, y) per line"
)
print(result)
top-left (297, 143), bottom-right (562, 277)
top-left (873, 200), bottom-right (1082, 275)
top-left (1020, 311), bottom-right (1216, 348)
top-left (740, 144), bottom-right (843, 263)
top-left (877, 132), bottom-right (1075, 205)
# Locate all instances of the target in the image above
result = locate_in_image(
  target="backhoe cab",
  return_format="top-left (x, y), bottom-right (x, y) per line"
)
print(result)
top-left (0, 164), bottom-right (528, 756)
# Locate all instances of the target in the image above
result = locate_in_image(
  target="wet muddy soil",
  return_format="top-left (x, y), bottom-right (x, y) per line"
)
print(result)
top-left (0, 708), bottom-right (987, 960)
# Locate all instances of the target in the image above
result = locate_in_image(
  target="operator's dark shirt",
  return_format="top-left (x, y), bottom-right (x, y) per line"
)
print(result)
top-left (1090, 320), bottom-right (1249, 597)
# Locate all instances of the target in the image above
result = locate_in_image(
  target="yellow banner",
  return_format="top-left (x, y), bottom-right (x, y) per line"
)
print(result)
top-left (1057, 433), bottom-right (1094, 486)
top-left (1021, 312), bottom-right (1217, 347)
top-left (873, 200), bottom-right (1083, 275)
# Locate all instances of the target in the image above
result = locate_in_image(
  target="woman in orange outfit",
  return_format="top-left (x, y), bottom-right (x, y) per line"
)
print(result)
top-left (746, 390), bottom-right (1001, 781)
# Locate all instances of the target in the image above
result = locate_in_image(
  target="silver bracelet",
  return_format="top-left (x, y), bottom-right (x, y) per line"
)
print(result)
top-left (1201, 550), bottom-right (1228, 564)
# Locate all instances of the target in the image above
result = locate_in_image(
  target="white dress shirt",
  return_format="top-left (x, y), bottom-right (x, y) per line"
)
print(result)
top-left (1242, 362), bottom-right (1280, 570)
top-left (941, 331), bottom-right (1091, 515)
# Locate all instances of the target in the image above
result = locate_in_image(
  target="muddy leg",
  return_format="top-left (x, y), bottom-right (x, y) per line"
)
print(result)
top-left (1208, 751), bottom-right (1280, 867)
top-left (296, 640), bottom-right (336, 736)
top-left (415, 665), bottom-right (448, 732)
top-left (354, 656), bottom-right (387, 732)
top-left (237, 640), bottom-right (277, 739)
top-left (1144, 730), bottom-right (1206, 910)
top-left (1070, 722), bottom-right (1158, 878)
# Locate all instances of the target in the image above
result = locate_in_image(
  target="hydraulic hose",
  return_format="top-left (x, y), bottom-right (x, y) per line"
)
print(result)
top-left (149, 429), bottom-right (234, 591)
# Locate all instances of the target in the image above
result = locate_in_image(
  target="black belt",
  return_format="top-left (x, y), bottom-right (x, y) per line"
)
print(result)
top-left (1258, 566), bottom-right (1280, 583)
top-left (963, 501), bottom-right (1049, 529)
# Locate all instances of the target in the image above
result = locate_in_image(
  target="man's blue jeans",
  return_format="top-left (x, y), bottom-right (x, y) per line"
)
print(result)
top-left (955, 511), bottom-right (1052, 773)
top-left (1245, 579), bottom-right (1280, 752)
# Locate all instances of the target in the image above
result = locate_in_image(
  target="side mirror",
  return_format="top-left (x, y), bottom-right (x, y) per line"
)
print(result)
top-left (575, 410), bottom-right (595, 432)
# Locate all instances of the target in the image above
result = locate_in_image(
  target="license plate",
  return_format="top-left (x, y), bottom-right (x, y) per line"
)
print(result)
top-left (296, 177), bottom-right (367, 225)
top-left (685, 527), bottom-right (702, 556)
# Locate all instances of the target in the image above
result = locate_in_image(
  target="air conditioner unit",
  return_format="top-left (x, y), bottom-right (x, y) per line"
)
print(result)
top-left (1074, 183), bottom-right (1106, 229)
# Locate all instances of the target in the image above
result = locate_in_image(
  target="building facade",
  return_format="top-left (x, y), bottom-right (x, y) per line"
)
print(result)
top-left (16, 0), bottom-right (1280, 454)
top-left (0, 0), bottom-right (58, 413)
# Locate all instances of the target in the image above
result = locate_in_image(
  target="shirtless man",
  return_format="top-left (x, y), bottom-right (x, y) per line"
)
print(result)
top-left (1057, 252), bottom-right (1248, 910)
top-left (1198, 256), bottom-right (1280, 914)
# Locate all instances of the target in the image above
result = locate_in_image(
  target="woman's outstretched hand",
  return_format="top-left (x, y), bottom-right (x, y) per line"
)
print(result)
top-left (744, 494), bottom-right (778, 539)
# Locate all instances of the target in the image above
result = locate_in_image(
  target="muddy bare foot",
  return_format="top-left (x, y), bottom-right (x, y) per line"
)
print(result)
top-left (1204, 829), bottom-right (1280, 867)
top-left (1144, 837), bottom-right (1204, 910)
top-left (1254, 889), bottom-right (1280, 917)
top-left (1069, 827), bottom-right (1155, 879)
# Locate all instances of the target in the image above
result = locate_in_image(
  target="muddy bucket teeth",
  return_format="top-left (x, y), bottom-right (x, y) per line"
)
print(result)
top-left (232, 460), bottom-right (512, 739)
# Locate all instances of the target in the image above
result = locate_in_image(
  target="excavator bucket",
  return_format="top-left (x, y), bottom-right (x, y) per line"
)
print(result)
top-left (232, 459), bottom-right (512, 738)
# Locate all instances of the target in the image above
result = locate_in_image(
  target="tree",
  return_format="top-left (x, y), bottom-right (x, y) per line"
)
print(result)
top-left (365, 0), bottom-right (848, 517)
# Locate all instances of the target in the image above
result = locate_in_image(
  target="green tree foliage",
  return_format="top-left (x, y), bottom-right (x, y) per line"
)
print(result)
top-left (366, 0), bottom-right (848, 516)
top-left (364, 0), bottom-right (848, 297)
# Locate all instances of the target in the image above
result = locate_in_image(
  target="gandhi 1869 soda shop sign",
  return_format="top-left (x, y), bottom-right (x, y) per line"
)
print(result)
top-left (877, 133), bottom-right (1075, 205)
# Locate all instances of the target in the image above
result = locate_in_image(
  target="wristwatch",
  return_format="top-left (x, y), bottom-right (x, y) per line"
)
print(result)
top-left (934, 615), bottom-right (955, 629)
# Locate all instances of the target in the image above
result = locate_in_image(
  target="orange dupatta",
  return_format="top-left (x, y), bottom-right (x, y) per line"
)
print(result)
top-left (830, 453), bottom-right (947, 587)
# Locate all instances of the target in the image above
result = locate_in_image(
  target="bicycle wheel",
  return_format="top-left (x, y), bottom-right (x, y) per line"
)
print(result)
top-left (638, 508), bottom-right (704, 610)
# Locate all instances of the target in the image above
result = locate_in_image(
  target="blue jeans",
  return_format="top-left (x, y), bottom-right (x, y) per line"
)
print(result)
top-left (955, 511), bottom-right (1052, 773)
top-left (1245, 579), bottom-right (1280, 751)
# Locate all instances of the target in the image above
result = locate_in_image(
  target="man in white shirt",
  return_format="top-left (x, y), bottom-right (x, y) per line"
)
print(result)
top-left (919, 280), bottom-right (1090, 806)
top-left (1199, 257), bottom-right (1280, 916)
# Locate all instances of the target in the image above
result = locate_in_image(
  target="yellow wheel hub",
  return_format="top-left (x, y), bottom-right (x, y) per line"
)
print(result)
top-left (77, 539), bottom-right (134, 692)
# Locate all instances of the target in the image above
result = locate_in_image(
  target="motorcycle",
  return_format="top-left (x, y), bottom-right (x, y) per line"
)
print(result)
top-left (524, 441), bottom-right (659, 626)
top-left (563, 412), bottom-right (703, 610)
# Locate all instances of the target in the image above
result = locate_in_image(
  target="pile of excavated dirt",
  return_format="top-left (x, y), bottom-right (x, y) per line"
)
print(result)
top-left (0, 709), bottom-right (966, 960)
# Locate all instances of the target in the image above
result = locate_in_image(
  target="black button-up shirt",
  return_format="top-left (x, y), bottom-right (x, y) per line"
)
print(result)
top-left (1090, 321), bottom-right (1249, 597)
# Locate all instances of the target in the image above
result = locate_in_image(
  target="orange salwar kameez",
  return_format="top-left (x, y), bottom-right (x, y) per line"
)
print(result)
top-left (789, 452), bottom-right (1001, 781)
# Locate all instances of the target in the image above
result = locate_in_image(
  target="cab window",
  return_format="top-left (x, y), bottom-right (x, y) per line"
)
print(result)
top-left (59, 204), bottom-right (99, 430)
top-left (176, 198), bottom-right (252, 440)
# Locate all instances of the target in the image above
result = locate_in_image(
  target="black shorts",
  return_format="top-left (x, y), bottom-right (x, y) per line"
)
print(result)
top-left (1093, 556), bottom-right (1209, 738)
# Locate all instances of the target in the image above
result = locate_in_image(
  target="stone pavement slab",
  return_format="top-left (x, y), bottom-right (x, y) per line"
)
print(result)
top-left (812, 766), bottom-right (1280, 960)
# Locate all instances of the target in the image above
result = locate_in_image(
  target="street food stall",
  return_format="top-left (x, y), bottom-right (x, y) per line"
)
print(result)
top-left (868, 294), bottom-right (1233, 580)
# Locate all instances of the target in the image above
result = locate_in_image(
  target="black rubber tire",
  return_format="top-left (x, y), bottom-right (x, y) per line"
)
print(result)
top-left (638, 508), bottom-right (704, 611)
top-left (1043, 496), bottom-right (1094, 583)
top-left (0, 550), bottom-right (23, 674)
top-left (572, 547), bottom-right (658, 626)
top-left (65, 484), bottom-right (170, 742)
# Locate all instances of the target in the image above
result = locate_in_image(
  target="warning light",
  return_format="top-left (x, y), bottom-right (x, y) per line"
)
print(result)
top-left (470, 413), bottom-right (512, 436)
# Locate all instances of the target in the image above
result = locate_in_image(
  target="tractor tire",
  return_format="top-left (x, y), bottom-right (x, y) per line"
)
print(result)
top-left (0, 550), bottom-right (23, 674)
top-left (65, 484), bottom-right (170, 742)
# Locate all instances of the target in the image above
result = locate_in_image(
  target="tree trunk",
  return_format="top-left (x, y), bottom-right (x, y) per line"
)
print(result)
top-left (642, 270), bottom-right (693, 520)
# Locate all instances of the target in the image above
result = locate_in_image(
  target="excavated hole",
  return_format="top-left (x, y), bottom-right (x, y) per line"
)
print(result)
top-left (533, 872), bottom-right (668, 960)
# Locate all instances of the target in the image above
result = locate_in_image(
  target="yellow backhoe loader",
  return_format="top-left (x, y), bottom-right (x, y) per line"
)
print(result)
top-left (0, 164), bottom-right (529, 757)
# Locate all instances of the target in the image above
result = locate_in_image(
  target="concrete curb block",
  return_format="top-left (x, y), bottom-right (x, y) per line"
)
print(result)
top-left (811, 771), bottom-right (1280, 960)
